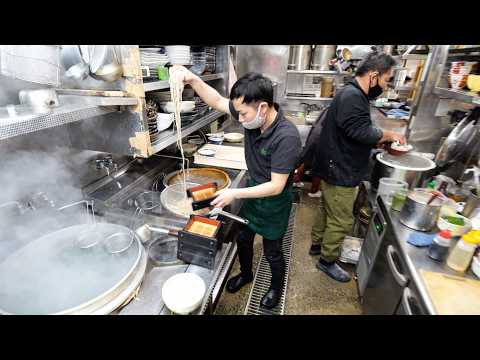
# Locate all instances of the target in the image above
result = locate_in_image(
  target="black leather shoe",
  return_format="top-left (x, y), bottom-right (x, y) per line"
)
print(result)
top-left (226, 273), bottom-right (253, 293)
top-left (260, 287), bottom-right (282, 309)
top-left (316, 260), bottom-right (351, 283)
top-left (309, 244), bottom-right (322, 255)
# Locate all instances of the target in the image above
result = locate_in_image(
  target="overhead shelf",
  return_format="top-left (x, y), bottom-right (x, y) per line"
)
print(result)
top-left (287, 70), bottom-right (350, 76)
top-left (285, 96), bottom-right (333, 101)
top-left (143, 73), bottom-right (226, 92)
top-left (433, 87), bottom-right (480, 105)
top-left (448, 47), bottom-right (480, 56)
top-left (0, 102), bottom-right (120, 141)
top-left (150, 109), bottom-right (224, 153)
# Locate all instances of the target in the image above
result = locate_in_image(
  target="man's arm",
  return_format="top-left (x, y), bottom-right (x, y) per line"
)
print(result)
top-left (210, 173), bottom-right (289, 208)
top-left (338, 93), bottom-right (406, 145)
top-left (172, 65), bottom-right (230, 114)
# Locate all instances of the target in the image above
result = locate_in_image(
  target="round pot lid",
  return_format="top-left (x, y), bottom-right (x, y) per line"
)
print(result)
top-left (376, 152), bottom-right (436, 171)
top-left (0, 223), bottom-right (142, 315)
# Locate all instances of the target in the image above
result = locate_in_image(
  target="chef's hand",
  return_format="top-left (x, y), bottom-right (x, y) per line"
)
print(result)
top-left (379, 130), bottom-right (406, 145)
top-left (210, 188), bottom-right (239, 208)
top-left (170, 65), bottom-right (198, 85)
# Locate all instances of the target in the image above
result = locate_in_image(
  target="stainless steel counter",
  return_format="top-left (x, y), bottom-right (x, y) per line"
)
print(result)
top-left (84, 156), bottom-right (248, 315)
top-left (383, 197), bottom-right (477, 315)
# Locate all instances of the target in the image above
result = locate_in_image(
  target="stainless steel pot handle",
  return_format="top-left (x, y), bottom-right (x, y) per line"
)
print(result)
top-left (386, 245), bottom-right (408, 287)
top-left (401, 287), bottom-right (414, 315)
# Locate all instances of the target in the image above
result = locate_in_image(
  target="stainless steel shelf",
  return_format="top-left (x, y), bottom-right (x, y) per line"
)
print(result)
top-left (150, 109), bottom-right (224, 153)
top-left (448, 47), bottom-right (480, 56)
top-left (287, 70), bottom-right (349, 76)
top-left (143, 73), bottom-right (226, 92)
top-left (285, 96), bottom-right (333, 101)
top-left (433, 87), bottom-right (480, 105)
top-left (0, 102), bottom-right (119, 141)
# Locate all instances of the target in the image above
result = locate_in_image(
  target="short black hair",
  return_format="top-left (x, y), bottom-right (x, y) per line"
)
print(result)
top-left (229, 72), bottom-right (274, 107)
top-left (355, 51), bottom-right (397, 77)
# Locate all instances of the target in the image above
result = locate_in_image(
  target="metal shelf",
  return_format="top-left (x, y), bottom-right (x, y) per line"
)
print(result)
top-left (433, 87), bottom-right (480, 105)
top-left (0, 102), bottom-right (119, 141)
top-left (448, 47), bottom-right (480, 56)
top-left (150, 109), bottom-right (224, 153)
top-left (143, 73), bottom-right (226, 92)
top-left (285, 96), bottom-right (333, 101)
top-left (286, 70), bottom-right (350, 76)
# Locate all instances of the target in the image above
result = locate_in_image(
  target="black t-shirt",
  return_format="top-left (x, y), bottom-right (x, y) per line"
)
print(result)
top-left (229, 101), bottom-right (301, 188)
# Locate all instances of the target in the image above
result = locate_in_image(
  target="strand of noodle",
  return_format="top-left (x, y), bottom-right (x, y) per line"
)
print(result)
top-left (169, 67), bottom-right (188, 213)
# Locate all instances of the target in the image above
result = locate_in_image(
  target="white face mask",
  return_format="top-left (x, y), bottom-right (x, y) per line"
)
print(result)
top-left (242, 104), bottom-right (266, 130)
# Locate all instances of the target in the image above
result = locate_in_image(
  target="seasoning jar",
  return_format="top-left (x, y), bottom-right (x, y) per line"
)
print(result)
top-left (427, 229), bottom-right (452, 262)
top-left (446, 230), bottom-right (480, 273)
top-left (391, 189), bottom-right (408, 212)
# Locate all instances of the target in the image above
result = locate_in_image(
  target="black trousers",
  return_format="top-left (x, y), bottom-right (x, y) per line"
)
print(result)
top-left (235, 224), bottom-right (285, 291)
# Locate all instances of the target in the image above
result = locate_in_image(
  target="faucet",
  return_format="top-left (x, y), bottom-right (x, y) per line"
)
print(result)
top-left (96, 154), bottom-right (122, 189)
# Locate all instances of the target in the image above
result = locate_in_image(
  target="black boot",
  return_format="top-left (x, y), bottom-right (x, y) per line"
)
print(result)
top-left (316, 258), bottom-right (351, 283)
top-left (226, 273), bottom-right (253, 293)
top-left (261, 250), bottom-right (285, 309)
top-left (309, 244), bottom-right (322, 255)
top-left (260, 287), bottom-right (282, 309)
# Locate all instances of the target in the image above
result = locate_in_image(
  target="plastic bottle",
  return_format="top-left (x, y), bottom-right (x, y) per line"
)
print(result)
top-left (428, 230), bottom-right (452, 262)
top-left (446, 231), bottom-right (480, 273)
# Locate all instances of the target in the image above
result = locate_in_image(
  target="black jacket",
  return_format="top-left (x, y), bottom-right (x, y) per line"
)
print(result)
top-left (299, 106), bottom-right (329, 168)
top-left (311, 79), bottom-right (383, 187)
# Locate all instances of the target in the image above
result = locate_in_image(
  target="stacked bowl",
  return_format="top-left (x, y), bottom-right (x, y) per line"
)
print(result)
top-left (449, 61), bottom-right (477, 90)
top-left (190, 49), bottom-right (207, 75)
top-left (165, 45), bottom-right (191, 65)
top-left (140, 47), bottom-right (169, 79)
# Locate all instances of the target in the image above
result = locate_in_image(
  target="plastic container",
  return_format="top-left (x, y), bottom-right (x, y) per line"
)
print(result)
top-left (446, 231), bottom-right (480, 273)
top-left (377, 177), bottom-right (408, 206)
top-left (427, 230), bottom-right (452, 262)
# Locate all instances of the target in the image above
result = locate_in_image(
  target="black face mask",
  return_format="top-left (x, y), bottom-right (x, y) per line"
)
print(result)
top-left (368, 74), bottom-right (384, 100)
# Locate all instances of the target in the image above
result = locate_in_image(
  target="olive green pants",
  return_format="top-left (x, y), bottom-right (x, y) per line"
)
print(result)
top-left (310, 179), bottom-right (357, 262)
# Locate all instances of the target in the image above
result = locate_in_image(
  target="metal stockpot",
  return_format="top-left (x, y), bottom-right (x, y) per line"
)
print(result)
top-left (288, 45), bottom-right (312, 70)
top-left (371, 152), bottom-right (436, 190)
top-left (399, 189), bottom-right (444, 231)
top-left (311, 45), bottom-right (336, 71)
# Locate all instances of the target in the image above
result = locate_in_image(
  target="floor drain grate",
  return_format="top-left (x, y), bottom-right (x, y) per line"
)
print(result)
top-left (244, 204), bottom-right (297, 315)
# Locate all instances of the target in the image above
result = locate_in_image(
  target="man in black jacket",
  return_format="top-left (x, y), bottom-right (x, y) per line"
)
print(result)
top-left (309, 51), bottom-right (406, 282)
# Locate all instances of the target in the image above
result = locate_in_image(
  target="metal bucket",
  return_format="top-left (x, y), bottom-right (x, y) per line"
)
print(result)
top-left (399, 189), bottom-right (444, 231)
top-left (288, 45), bottom-right (312, 71)
top-left (311, 45), bottom-right (336, 71)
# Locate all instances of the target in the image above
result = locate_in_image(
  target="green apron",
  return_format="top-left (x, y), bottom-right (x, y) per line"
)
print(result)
top-left (239, 178), bottom-right (293, 240)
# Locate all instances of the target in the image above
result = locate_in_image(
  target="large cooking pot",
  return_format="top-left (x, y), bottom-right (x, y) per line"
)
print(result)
top-left (371, 152), bottom-right (436, 190)
top-left (0, 222), bottom-right (146, 315)
top-left (311, 45), bottom-right (336, 71)
top-left (162, 168), bottom-right (231, 190)
top-left (399, 189), bottom-right (445, 231)
top-left (288, 45), bottom-right (312, 71)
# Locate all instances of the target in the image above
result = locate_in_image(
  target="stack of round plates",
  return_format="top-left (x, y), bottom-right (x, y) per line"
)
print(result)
top-left (165, 45), bottom-right (191, 65)
top-left (145, 100), bottom-right (160, 140)
top-left (141, 48), bottom-right (169, 79)
top-left (204, 47), bottom-right (216, 73)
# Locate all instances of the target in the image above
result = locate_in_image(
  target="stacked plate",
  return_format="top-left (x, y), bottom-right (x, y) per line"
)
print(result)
top-left (145, 99), bottom-right (160, 141)
top-left (140, 48), bottom-right (169, 79)
top-left (194, 96), bottom-right (208, 115)
top-left (204, 47), bottom-right (216, 73)
top-left (165, 45), bottom-right (191, 66)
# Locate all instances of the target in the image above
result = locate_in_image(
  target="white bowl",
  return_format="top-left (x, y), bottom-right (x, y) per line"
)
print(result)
top-left (471, 256), bottom-right (480, 279)
top-left (161, 101), bottom-right (195, 113)
top-left (161, 273), bottom-right (206, 315)
top-left (156, 113), bottom-right (174, 132)
top-left (224, 132), bottom-right (244, 143)
top-left (437, 214), bottom-right (472, 237)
